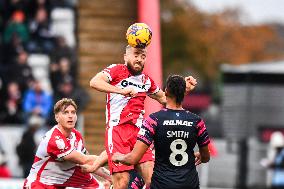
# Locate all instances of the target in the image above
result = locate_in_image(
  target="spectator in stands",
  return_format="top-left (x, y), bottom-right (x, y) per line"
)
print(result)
top-left (47, 78), bottom-right (89, 127)
top-left (1, 0), bottom-right (29, 27)
top-left (51, 36), bottom-right (77, 68)
top-left (27, 7), bottom-right (54, 53)
top-left (49, 0), bottom-right (77, 8)
top-left (0, 81), bottom-right (23, 124)
top-left (50, 57), bottom-right (74, 93)
top-left (8, 50), bottom-right (34, 93)
top-left (1, 30), bottom-right (25, 65)
top-left (0, 71), bottom-right (4, 102)
top-left (0, 41), bottom-right (2, 64)
top-left (0, 0), bottom-right (4, 33)
top-left (0, 0), bottom-right (5, 16)
top-left (16, 115), bottom-right (44, 177)
top-left (55, 79), bottom-right (90, 113)
top-left (23, 80), bottom-right (53, 120)
top-left (0, 139), bottom-right (11, 178)
top-left (3, 10), bottom-right (29, 44)
top-left (27, 0), bottom-right (51, 20)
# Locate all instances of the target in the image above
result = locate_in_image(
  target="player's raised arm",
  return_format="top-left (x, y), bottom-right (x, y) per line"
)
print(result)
top-left (185, 76), bottom-right (197, 94)
top-left (90, 72), bottom-right (137, 97)
top-left (149, 75), bottom-right (197, 106)
top-left (148, 89), bottom-right (167, 106)
top-left (90, 72), bottom-right (119, 94)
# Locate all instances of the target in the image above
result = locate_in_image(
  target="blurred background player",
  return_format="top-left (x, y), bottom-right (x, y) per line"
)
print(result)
top-left (112, 75), bottom-right (210, 189)
top-left (261, 131), bottom-right (284, 189)
top-left (23, 98), bottom-right (111, 189)
top-left (16, 115), bottom-right (44, 178)
top-left (90, 45), bottom-right (197, 189)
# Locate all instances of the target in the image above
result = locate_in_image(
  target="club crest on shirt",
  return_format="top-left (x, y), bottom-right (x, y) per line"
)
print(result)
top-left (55, 138), bottom-right (65, 150)
top-left (141, 75), bottom-right (146, 84)
top-left (109, 144), bottom-right (113, 152)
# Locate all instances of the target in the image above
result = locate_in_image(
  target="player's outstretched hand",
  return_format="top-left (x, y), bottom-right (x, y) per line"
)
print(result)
top-left (112, 152), bottom-right (124, 163)
top-left (194, 152), bottom-right (202, 166)
top-left (120, 88), bottom-right (137, 97)
top-left (79, 164), bottom-right (96, 173)
top-left (185, 76), bottom-right (197, 93)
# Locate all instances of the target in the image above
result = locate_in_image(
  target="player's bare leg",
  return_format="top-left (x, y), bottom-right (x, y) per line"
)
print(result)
top-left (112, 171), bottom-right (130, 189)
top-left (136, 161), bottom-right (154, 188)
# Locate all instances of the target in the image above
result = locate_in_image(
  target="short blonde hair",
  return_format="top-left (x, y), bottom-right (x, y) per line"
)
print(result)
top-left (54, 98), bottom-right (77, 114)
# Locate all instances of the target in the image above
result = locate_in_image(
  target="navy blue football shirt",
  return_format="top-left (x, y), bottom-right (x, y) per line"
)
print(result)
top-left (137, 108), bottom-right (210, 189)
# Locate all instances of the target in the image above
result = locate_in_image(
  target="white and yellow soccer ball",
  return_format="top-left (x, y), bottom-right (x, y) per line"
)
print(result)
top-left (126, 23), bottom-right (152, 48)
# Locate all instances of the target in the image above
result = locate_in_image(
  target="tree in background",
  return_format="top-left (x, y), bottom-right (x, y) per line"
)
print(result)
top-left (161, 0), bottom-right (284, 82)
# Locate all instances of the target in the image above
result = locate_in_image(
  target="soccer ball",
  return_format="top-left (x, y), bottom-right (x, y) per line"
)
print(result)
top-left (126, 23), bottom-right (152, 48)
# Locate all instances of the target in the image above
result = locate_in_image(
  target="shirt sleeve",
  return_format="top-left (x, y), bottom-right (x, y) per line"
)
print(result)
top-left (196, 119), bottom-right (210, 147)
top-left (102, 64), bottom-right (119, 82)
top-left (137, 114), bottom-right (158, 146)
top-left (75, 130), bottom-right (88, 154)
top-left (147, 76), bottom-right (160, 95)
top-left (47, 135), bottom-right (73, 160)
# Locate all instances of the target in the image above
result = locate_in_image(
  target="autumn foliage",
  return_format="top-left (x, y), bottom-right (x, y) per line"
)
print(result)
top-left (161, 1), bottom-right (284, 80)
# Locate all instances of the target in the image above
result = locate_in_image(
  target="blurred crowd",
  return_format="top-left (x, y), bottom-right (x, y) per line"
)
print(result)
top-left (0, 0), bottom-right (89, 127)
top-left (0, 0), bottom-right (91, 177)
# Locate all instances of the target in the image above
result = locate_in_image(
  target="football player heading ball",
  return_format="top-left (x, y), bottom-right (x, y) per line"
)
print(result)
top-left (126, 23), bottom-right (152, 48)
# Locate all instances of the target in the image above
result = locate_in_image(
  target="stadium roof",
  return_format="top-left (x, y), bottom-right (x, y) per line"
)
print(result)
top-left (221, 60), bottom-right (284, 74)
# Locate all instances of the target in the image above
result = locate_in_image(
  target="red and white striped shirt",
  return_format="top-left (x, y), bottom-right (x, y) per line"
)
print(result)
top-left (24, 126), bottom-right (100, 188)
top-left (103, 64), bottom-right (159, 128)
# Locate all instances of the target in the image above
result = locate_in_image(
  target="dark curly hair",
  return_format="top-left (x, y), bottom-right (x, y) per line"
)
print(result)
top-left (166, 75), bottom-right (186, 105)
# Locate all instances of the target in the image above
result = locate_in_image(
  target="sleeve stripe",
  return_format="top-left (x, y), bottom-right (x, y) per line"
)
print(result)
top-left (199, 138), bottom-right (210, 147)
top-left (198, 126), bottom-right (206, 136)
top-left (197, 120), bottom-right (205, 128)
top-left (148, 87), bottom-right (160, 95)
top-left (143, 117), bottom-right (156, 134)
top-left (137, 137), bottom-right (151, 146)
top-left (57, 148), bottom-right (75, 159)
top-left (82, 147), bottom-right (87, 155)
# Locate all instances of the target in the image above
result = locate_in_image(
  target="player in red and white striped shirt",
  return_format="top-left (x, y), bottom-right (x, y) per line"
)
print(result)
top-left (90, 45), bottom-right (197, 189)
top-left (23, 98), bottom-right (111, 189)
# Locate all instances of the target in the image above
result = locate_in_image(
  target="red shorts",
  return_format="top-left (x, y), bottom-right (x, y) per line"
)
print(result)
top-left (23, 180), bottom-right (65, 189)
top-left (105, 123), bottom-right (154, 174)
top-left (23, 180), bottom-right (100, 189)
